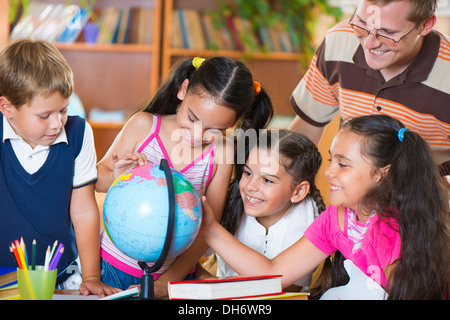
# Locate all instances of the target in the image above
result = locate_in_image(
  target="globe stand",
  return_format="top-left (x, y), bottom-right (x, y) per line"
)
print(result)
top-left (137, 159), bottom-right (175, 300)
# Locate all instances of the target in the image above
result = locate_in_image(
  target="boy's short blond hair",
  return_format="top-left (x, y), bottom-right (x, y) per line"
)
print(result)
top-left (0, 38), bottom-right (73, 108)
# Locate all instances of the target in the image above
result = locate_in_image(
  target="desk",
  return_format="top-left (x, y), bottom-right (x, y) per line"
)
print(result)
top-left (51, 290), bottom-right (308, 300)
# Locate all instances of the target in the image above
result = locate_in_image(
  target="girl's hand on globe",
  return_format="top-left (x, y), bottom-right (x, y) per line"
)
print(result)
top-left (199, 196), bottom-right (219, 241)
top-left (112, 152), bottom-right (148, 179)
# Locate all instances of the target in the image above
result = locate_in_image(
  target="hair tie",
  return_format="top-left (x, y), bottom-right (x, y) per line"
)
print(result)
top-left (192, 57), bottom-right (205, 69)
top-left (253, 81), bottom-right (261, 95)
top-left (398, 128), bottom-right (408, 142)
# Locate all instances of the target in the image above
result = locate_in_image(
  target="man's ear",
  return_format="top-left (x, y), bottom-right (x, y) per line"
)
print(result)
top-left (0, 97), bottom-right (14, 118)
top-left (177, 79), bottom-right (190, 100)
top-left (420, 15), bottom-right (436, 37)
top-left (291, 181), bottom-right (310, 204)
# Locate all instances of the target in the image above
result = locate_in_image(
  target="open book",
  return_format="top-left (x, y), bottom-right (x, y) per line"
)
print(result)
top-left (168, 275), bottom-right (283, 300)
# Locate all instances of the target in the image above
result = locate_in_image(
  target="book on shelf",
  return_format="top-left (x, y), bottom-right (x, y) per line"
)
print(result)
top-left (127, 8), bottom-right (141, 45)
top-left (10, 2), bottom-right (67, 42)
top-left (115, 9), bottom-right (130, 44)
top-left (93, 7), bottom-right (153, 45)
top-left (93, 7), bottom-right (154, 45)
top-left (183, 9), bottom-right (207, 50)
top-left (276, 21), bottom-right (294, 53)
top-left (56, 7), bottom-right (90, 43)
top-left (10, 3), bottom-right (154, 46)
top-left (168, 275), bottom-right (283, 300)
top-left (225, 16), bottom-right (244, 52)
top-left (170, 9), bottom-right (299, 53)
top-left (176, 9), bottom-right (190, 49)
top-left (96, 7), bottom-right (119, 44)
top-left (258, 26), bottom-right (273, 52)
top-left (170, 9), bottom-right (184, 48)
top-left (233, 16), bottom-right (261, 52)
top-left (200, 12), bottom-right (224, 51)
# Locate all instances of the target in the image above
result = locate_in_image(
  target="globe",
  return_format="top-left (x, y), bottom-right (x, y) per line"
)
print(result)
top-left (103, 162), bottom-right (202, 263)
top-left (68, 92), bottom-right (86, 118)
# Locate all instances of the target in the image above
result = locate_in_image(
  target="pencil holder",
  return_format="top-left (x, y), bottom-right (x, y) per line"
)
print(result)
top-left (17, 266), bottom-right (57, 300)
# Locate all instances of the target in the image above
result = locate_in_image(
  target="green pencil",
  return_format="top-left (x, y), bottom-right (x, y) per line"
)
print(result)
top-left (49, 240), bottom-right (58, 262)
top-left (31, 239), bottom-right (36, 270)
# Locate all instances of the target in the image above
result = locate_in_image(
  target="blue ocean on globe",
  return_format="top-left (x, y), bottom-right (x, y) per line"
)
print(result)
top-left (103, 163), bottom-right (202, 262)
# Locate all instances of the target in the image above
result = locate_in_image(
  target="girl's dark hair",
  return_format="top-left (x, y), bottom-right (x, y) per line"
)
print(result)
top-left (143, 56), bottom-right (273, 131)
top-left (311, 115), bottom-right (450, 300)
top-left (221, 129), bottom-right (326, 235)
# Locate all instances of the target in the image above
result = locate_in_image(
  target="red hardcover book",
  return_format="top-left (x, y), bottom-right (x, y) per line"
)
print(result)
top-left (168, 275), bottom-right (283, 300)
top-left (225, 16), bottom-right (244, 51)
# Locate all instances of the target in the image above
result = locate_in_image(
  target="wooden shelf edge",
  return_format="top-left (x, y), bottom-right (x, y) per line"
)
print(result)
top-left (167, 48), bottom-right (302, 61)
top-left (55, 43), bottom-right (154, 53)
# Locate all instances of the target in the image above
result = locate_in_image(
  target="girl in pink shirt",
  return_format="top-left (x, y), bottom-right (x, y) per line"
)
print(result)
top-left (201, 114), bottom-right (449, 300)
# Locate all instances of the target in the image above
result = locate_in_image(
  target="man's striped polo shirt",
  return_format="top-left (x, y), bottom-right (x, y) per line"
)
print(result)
top-left (291, 21), bottom-right (450, 175)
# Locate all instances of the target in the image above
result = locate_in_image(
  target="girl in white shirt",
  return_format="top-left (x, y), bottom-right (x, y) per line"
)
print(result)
top-left (212, 129), bottom-right (326, 292)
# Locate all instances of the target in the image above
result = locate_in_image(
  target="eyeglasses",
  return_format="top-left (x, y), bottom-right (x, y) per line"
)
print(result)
top-left (348, 8), bottom-right (419, 46)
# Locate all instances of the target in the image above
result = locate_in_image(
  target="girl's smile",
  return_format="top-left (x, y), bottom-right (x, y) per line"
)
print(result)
top-left (244, 194), bottom-right (264, 206)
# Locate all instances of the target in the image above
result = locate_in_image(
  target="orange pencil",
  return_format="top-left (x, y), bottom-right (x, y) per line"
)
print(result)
top-left (15, 240), bottom-right (27, 270)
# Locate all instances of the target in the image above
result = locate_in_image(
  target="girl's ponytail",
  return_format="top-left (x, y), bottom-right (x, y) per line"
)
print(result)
top-left (381, 127), bottom-right (450, 299)
top-left (237, 86), bottom-right (273, 132)
top-left (142, 59), bottom-right (196, 114)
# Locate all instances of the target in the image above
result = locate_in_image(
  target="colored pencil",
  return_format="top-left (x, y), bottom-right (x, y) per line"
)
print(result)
top-left (15, 240), bottom-right (27, 270)
top-left (10, 242), bottom-right (22, 269)
top-left (31, 239), bottom-right (36, 270)
top-left (48, 245), bottom-right (64, 271)
top-left (44, 246), bottom-right (51, 271)
top-left (9, 244), bottom-right (18, 267)
top-left (20, 237), bottom-right (29, 268)
top-left (49, 240), bottom-right (58, 262)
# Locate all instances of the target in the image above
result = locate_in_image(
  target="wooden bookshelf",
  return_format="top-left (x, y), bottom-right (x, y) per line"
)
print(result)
top-left (162, 0), bottom-right (304, 116)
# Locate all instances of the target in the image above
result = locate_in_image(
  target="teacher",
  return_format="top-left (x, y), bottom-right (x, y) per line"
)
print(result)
top-left (289, 0), bottom-right (449, 178)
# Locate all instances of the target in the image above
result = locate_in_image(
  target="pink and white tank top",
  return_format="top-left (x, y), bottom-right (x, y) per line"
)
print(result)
top-left (100, 114), bottom-right (216, 278)
top-left (347, 208), bottom-right (376, 253)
